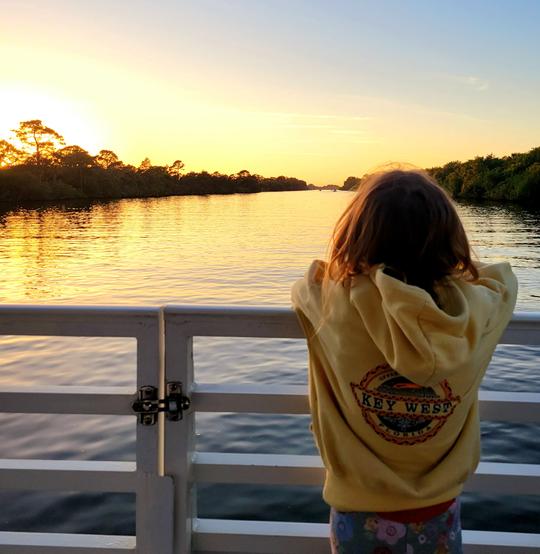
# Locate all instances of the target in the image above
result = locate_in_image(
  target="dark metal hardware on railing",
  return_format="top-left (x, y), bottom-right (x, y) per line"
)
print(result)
top-left (132, 382), bottom-right (191, 425)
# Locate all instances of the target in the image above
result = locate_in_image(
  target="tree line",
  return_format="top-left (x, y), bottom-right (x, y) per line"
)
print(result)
top-left (428, 148), bottom-right (540, 203)
top-left (342, 147), bottom-right (540, 204)
top-left (4, 120), bottom-right (537, 204)
top-left (0, 120), bottom-right (308, 202)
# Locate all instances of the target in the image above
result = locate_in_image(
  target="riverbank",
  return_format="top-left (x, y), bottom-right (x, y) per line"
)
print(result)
top-left (341, 147), bottom-right (540, 205)
top-left (429, 147), bottom-right (540, 203)
top-left (2, 151), bottom-right (539, 207)
top-left (0, 165), bottom-right (308, 203)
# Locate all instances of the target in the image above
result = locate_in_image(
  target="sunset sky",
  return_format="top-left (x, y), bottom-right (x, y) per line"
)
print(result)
top-left (1, 0), bottom-right (539, 185)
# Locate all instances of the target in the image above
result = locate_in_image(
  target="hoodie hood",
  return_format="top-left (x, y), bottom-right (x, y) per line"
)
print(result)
top-left (293, 260), bottom-right (517, 387)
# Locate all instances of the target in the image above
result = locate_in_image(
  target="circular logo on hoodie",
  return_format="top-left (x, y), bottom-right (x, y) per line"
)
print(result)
top-left (350, 364), bottom-right (461, 445)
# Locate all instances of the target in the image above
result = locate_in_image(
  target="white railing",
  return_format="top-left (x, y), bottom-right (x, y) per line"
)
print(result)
top-left (0, 305), bottom-right (539, 553)
top-left (0, 305), bottom-right (170, 554)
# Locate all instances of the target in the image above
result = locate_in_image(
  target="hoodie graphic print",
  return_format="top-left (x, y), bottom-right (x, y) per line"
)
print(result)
top-left (351, 363), bottom-right (461, 445)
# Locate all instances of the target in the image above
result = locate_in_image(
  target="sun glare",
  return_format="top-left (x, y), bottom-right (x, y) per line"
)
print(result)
top-left (0, 85), bottom-right (104, 155)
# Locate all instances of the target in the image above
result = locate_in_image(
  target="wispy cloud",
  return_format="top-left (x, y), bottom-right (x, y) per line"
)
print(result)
top-left (278, 124), bottom-right (376, 140)
top-left (440, 74), bottom-right (489, 91)
top-left (330, 129), bottom-right (369, 135)
top-left (247, 110), bottom-right (372, 121)
top-left (279, 124), bottom-right (340, 129)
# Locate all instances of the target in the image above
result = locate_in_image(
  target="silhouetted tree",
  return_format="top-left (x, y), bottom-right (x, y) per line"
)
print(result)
top-left (0, 140), bottom-right (22, 167)
top-left (54, 145), bottom-right (95, 168)
top-left (343, 176), bottom-right (362, 190)
top-left (95, 149), bottom-right (122, 169)
top-left (12, 120), bottom-right (64, 166)
top-left (52, 145), bottom-right (95, 189)
top-left (167, 159), bottom-right (185, 179)
top-left (138, 157), bottom-right (152, 172)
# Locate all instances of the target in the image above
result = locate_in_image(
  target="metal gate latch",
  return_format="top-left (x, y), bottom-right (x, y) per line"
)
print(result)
top-left (132, 382), bottom-right (191, 425)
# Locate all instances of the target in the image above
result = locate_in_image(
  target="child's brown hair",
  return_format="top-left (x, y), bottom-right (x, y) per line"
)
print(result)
top-left (325, 169), bottom-right (477, 300)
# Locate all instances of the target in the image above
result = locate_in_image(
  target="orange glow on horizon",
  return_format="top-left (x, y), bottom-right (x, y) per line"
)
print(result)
top-left (2, 77), bottom-right (538, 186)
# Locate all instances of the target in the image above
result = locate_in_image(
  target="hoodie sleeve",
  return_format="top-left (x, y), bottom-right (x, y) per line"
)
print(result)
top-left (351, 263), bottom-right (518, 387)
top-left (472, 262), bottom-right (519, 334)
top-left (291, 260), bottom-right (325, 316)
top-left (412, 263), bottom-right (517, 385)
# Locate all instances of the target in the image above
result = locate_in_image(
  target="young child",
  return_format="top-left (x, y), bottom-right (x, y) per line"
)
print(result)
top-left (291, 169), bottom-right (518, 554)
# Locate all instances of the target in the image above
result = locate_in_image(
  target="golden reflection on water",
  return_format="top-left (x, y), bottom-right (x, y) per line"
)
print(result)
top-left (0, 192), bottom-right (538, 307)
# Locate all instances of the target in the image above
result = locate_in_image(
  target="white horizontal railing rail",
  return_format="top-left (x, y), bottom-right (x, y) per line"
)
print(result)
top-left (0, 305), bottom-right (539, 553)
top-left (191, 452), bottom-right (540, 495)
top-left (163, 305), bottom-right (540, 342)
top-left (0, 459), bottom-right (137, 492)
top-left (190, 382), bottom-right (540, 422)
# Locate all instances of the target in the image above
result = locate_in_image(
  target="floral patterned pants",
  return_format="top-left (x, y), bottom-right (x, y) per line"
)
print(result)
top-left (330, 498), bottom-right (462, 554)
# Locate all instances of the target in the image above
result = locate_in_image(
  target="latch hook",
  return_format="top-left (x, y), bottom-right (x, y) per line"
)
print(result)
top-left (132, 382), bottom-right (191, 425)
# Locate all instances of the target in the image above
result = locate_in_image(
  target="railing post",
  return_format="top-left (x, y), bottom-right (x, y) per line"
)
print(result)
top-left (136, 315), bottom-right (174, 554)
top-left (164, 310), bottom-right (196, 554)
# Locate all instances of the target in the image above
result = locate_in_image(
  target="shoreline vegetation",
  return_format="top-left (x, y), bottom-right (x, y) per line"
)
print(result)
top-left (1, 120), bottom-right (539, 205)
top-left (345, 148), bottom-right (540, 204)
top-left (0, 120), bottom-right (308, 203)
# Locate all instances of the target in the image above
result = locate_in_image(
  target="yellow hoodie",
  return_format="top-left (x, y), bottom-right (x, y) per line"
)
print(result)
top-left (291, 260), bottom-right (518, 512)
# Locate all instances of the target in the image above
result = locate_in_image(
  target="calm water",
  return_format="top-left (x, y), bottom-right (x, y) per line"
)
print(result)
top-left (0, 191), bottom-right (539, 535)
